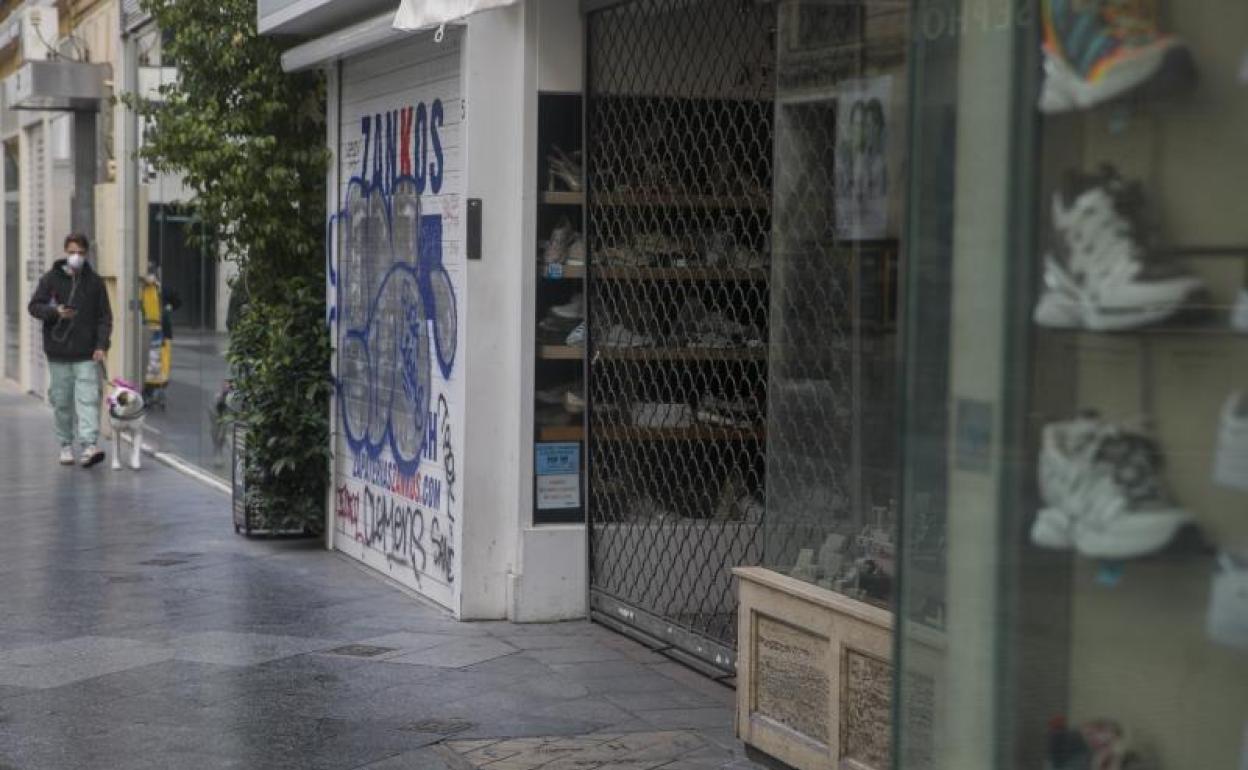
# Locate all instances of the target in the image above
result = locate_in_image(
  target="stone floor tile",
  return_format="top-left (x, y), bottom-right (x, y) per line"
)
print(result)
top-left (387, 637), bottom-right (518, 669)
top-left (0, 636), bottom-right (173, 689)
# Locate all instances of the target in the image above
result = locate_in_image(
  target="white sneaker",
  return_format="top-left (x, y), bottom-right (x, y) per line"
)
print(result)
top-left (551, 293), bottom-right (584, 320)
top-left (563, 390), bottom-right (585, 415)
top-left (631, 403), bottom-right (692, 429)
top-left (1207, 551), bottom-right (1248, 651)
top-left (696, 396), bottom-right (756, 429)
top-left (58, 446), bottom-right (75, 465)
top-left (565, 322), bottom-right (586, 348)
top-left (1032, 415), bottom-right (1193, 559)
top-left (1034, 168), bottom-right (1204, 331)
top-left (567, 235), bottom-right (586, 267)
top-left (1231, 289), bottom-right (1248, 332)
top-left (80, 445), bottom-right (106, 468)
top-left (600, 324), bottom-right (652, 349)
top-left (543, 218), bottom-right (573, 265)
top-left (1214, 392), bottom-right (1248, 492)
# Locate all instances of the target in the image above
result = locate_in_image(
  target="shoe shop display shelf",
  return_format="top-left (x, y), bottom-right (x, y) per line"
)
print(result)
top-left (1024, 19), bottom-right (1248, 765)
top-left (533, 92), bottom-right (587, 526)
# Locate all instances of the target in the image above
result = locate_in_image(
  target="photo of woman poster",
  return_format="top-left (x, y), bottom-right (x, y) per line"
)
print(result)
top-left (834, 75), bottom-right (892, 240)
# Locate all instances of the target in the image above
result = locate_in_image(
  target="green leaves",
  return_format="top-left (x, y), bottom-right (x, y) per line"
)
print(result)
top-left (130, 0), bottom-right (329, 303)
top-left (229, 278), bottom-right (332, 532)
top-left (131, 0), bottom-right (332, 531)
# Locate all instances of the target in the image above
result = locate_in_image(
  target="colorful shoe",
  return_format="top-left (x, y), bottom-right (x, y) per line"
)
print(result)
top-left (1040, 0), bottom-right (1196, 113)
top-left (1034, 167), bottom-right (1205, 331)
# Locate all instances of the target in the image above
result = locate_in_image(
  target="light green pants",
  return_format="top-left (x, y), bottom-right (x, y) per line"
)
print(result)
top-left (47, 360), bottom-right (101, 447)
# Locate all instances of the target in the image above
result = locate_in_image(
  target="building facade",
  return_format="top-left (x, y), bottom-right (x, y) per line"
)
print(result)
top-left (275, 1), bottom-right (1248, 768)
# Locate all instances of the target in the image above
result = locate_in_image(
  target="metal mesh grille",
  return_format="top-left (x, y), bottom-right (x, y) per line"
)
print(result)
top-left (585, 0), bottom-right (777, 660)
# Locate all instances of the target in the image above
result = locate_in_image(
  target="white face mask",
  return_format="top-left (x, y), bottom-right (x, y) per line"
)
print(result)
top-left (66, 253), bottom-right (84, 271)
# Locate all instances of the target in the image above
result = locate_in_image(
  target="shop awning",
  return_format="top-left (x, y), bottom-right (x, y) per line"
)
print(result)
top-left (393, 0), bottom-right (519, 31)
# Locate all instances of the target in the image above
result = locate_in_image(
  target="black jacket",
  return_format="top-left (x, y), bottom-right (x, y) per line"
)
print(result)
top-left (28, 260), bottom-right (113, 363)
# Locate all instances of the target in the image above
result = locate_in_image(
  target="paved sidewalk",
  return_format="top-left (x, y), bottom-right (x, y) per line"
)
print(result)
top-left (0, 389), bottom-right (760, 770)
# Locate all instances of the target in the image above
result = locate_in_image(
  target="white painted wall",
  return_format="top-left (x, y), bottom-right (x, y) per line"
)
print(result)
top-left (460, 4), bottom-right (526, 620)
top-left (509, 0), bottom-right (588, 622)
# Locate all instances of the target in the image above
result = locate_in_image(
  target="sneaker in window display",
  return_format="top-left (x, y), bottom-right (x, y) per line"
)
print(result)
top-left (1214, 392), bottom-right (1248, 492)
top-left (1032, 414), bottom-right (1194, 559)
top-left (550, 293), bottom-right (584, 320)
top-left (543, 218), bottom-right (575, 265)
top-left (1231, 289), bottom-right (1248, 332)
top-left (1207, 551), bottom-right (1248, 651)
top-left (1034, 166), bottom-right (1206, 331)
top-left (1039, 0), bottom-right (1196, 114)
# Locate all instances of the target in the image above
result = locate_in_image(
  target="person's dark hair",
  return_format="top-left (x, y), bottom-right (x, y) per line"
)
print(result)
top-left (64, 233), bottom-right (90, 252)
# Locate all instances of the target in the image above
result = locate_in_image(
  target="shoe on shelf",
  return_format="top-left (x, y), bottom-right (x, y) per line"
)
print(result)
top-left (600, 324), bottom-right (652, 349)
top-left (80, 445), bottom-right (106, 468)
top-left (551, 293), bottom-right (584, 320)
top-left (685, 331), bottom-right (735, 349)
top-left (1034, 167), bottom-right (1205, 331)
top-left (539, 314), bottom-right (580, 345)
top-left (601, 324), bottom-right (652, 348)
top-left (563, 390), bottom-right (585, 415)
top-left (536, 379), bottom-right (579, 407)
top-left (696, 396), bottom-right (757, 429)
top-left (547, 145), bottom-right (583, 192)
top-left (631, 402), bottom-right (692, 429)
top-left (1207, 551), bottom-right (1248, 651)
top-left (1039, 0), bottom-right (1196, 113)
top-left (1214, 392), bottom-right (1248, 492)
top-left (1231, 289), bottom-right (1248, 332)
top-left (58, 446), bottom-right (75, 466)
top-left (1031, 415), bottom-right (1193, 559)
top-left (567, 234), bottom-right (586, 267)
top-left (543, 218), bottom-right (574, 265)
top-left (565, 321), bottom-right (586, 348)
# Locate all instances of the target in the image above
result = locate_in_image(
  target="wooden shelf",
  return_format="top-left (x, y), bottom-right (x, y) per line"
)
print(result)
top-left (541, 191), bottom-right (585, 206)
top-left (599, 347), bottom-right (766, 362)
top-left (539, 345), bottom-right (586, 360)
top-left (596, 265), bottom-right (768, 281)
top-left (538, 425), bottom-right (584, 442)
top-left (596, 424), bottom-right (765, 442)
top-left (595, 191), bottom-right (770, 210)
top-left (1045, 324), bottom-right (1247, 339)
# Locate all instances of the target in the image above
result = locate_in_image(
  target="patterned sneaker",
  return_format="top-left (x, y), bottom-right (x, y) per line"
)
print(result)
top-left (1040, 0), bottom-right (1196, 113)
top-left (1032, 415), bottom-right (1193, 559)
top-left (1033, 167), bottom-right (1204, 331)
top-left (58, 446), bottom-right (75, 465)
top-left (80, 445), bottom-right (106, 468)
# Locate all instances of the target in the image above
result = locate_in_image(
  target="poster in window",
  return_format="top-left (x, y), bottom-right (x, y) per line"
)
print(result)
top-left (834, 75), bottom-right (893, 241)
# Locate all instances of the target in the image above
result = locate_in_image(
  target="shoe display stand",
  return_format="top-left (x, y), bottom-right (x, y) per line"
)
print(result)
top-left (1023, 5), bottom-right (1248, 765)
top-left (534, 92), bottom-right (586, 525)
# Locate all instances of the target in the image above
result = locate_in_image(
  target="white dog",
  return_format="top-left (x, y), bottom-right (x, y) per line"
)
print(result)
top-left (107, 378), bottom-right (146, 471)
